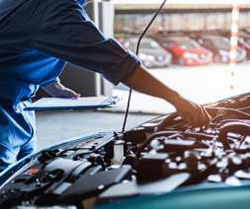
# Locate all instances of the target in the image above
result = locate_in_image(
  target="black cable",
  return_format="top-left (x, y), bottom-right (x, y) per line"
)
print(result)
top-left (218, 121), bottom-right (250, 149)
top-left (122, 0), bottom-right (167, 133)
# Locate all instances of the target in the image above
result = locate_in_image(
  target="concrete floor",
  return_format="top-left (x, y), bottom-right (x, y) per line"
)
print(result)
top-left (36, 110), bottom-right (158, 150)
top-left (113, 62), bottom-right (250, 114)
top-left (36, 63), bottom-right (250, 150)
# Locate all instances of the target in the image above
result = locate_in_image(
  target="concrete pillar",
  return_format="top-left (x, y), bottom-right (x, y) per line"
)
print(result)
top-left (59, 2), bottom-right (102, 97)
top-left (98, 1), bottom-right (115, 97)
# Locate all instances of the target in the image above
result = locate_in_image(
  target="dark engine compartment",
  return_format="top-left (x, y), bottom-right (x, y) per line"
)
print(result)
top-left (0, 92), bottom-right (249, 209)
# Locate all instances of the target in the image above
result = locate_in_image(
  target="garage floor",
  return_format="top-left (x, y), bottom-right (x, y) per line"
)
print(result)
top-left (36, 63), bottom-right (249, 150)
top-left (113, 63), bottom-right (250, 114)
top-left (36, 110), bottom-right (158, 150)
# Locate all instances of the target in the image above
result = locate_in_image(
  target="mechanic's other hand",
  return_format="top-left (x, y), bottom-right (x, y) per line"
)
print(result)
top-left (173, 95), bottom-right (211, 127)
top-left (41, 82), bottom-right (81, 98)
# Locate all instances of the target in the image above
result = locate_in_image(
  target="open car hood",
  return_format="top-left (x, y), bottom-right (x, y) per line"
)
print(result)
top-left (0, 92), bottom-right (249, 209)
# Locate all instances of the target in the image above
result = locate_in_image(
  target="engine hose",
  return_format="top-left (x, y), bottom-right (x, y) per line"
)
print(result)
top-left (157, 112), bottom-right (182, 131)
top-left (218, 122), bottom-right (250, 149)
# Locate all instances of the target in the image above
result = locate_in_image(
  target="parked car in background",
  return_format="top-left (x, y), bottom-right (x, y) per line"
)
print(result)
top-left (238, 38), bottom-right (250, 60)
top-left (205, 30), bottom-right (250, 60)
top-left (123, 37), bottom-right (172, 68)
top-left (196, 35), bottom-right (246, 63)
top-left (236, 32), bottom-right (250, 59)
top-left (154, 35), bottom-right (213, 66)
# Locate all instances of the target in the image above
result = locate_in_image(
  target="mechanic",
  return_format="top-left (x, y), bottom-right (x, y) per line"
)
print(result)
top-left (0, 0), bottom-right (211, 172)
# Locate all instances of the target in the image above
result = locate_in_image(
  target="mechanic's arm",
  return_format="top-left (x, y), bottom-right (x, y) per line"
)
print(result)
top-left (121, 65), bottom-right (211, 127)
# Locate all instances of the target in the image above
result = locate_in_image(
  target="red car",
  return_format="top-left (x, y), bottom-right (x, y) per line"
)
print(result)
top-left (155, 35), bottom-right (213, 66)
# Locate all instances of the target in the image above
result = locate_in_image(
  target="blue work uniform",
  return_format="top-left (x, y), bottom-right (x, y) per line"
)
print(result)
top-left (0, 0), bottom-right (140, 171)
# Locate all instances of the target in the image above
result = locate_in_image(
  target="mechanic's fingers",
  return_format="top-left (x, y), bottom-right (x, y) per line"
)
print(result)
top-left (180, 111), bottom-right (197, 126)
top-left (192, 105), bottom-right (211, 127)
top-left (202, 106), bottom-right (212, 123)
top-left (196, 106), bottom-right (211, 126)
top-left (186, 114), bottom-right (202, 127)
top-left (182, 105), bottom-right (211, 127)
top-left (61, 89), bottom-right (81, 98)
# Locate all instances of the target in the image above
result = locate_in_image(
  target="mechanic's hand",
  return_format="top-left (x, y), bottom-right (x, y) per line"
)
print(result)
top-left (41, 81), bottom-right (81, 98)
top-left (173, 95), bottom-right (211, 127)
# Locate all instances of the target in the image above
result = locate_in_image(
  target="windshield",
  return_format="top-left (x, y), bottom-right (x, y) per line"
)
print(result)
top-left (179, 40), bottom-right (201, 49)
top-left (124, 39), bottom-right (159, 51)
top-left (244, 39), bottom-right (250, 45)
top-left (140, 39), bottom-right (159, 49)
top-left (212, 38), bottom-right (230, 49)
top-left (124, 41), bottom-right (136, 50)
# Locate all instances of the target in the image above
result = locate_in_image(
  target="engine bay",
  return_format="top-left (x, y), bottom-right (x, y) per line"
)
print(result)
top-left (0, 92), bottom-right (249, 209)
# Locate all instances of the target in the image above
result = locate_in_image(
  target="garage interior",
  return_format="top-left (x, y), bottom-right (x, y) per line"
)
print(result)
top-left (0, 1), bottom-right (250, 209)
top-left (36, 2), bottom-right (250, 150)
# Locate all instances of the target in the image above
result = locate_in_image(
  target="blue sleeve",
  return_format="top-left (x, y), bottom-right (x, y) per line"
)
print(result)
top-left (32, 0), bottom-right (141, 85)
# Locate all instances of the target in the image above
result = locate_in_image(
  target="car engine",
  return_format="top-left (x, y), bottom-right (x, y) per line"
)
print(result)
top-left (0, 92), bottom-right (249, 209)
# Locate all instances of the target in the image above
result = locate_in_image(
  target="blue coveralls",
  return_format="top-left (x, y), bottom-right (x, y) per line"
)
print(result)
top-left (0, 0), bottom-right (140, 171)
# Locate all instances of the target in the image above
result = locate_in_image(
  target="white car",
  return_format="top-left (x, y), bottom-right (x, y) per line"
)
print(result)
top-left (123, 37), bottom-right (172, 68)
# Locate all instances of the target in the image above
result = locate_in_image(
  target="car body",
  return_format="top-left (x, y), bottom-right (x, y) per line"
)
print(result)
top-left (236, 32), bottom-right (250, 59)
top-left (204, 30), bottom-right (250, 60)
top-left (123, 37), bottom-right (172, 68)
top-left (237, 38), bottom-right (250, 59)
top-left (196, 35), bottom-right (246, 63)
top-left (0, 92), bottom-right (249, 209)
top-left (154, 35), bottom-right (213, 66)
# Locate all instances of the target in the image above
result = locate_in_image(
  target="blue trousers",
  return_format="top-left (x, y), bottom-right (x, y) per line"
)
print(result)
top-left (0, 140), bottom-right (36, 172)
top-left (0, 101), bottom-right (37, 172)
